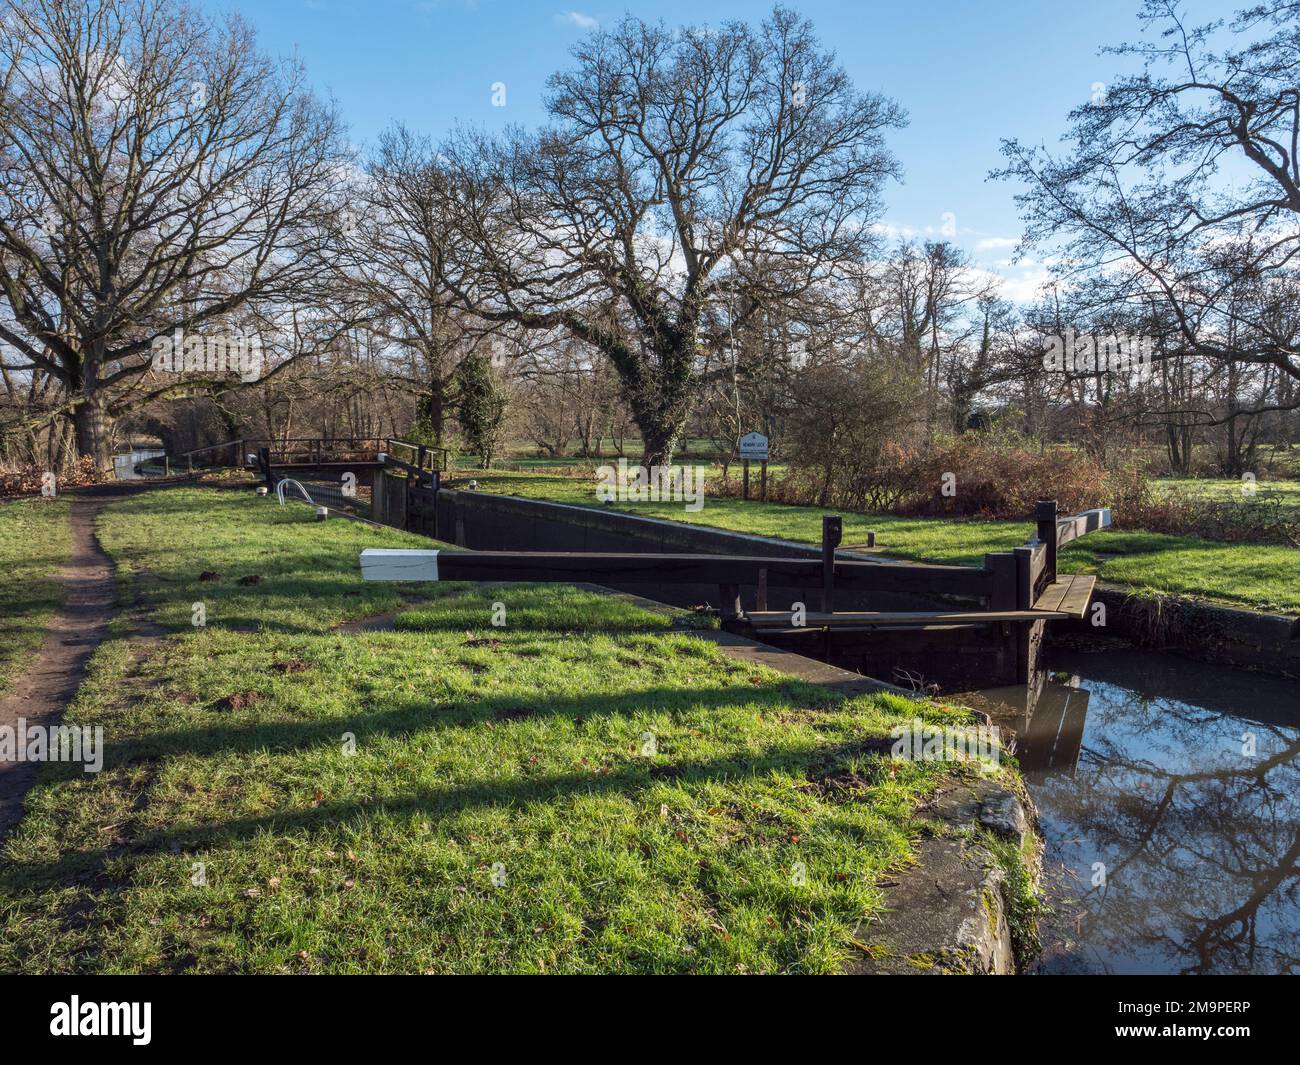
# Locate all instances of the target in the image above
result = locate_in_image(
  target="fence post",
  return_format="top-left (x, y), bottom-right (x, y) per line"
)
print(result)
top-left (1035, 499), bottom-right (1058, 584)
top-left (821, 515), bottom-right (842, 613)
top-left (1013, 544), bottom-right (1040, 685)
top-left (985, 552), bottom-right (1016, 611)
top-left (985, 551), bottom-right (1019, 684)
top-left (718, 583), bottom-right (742, 621)
top-left (1013, 546), bottom-right (1034, 610)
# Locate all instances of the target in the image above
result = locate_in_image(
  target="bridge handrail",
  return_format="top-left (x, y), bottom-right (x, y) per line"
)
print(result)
top-left (385, 438), bottom-right (449, 472)
top-left (995, 500), bottom-right (1113, 609)
top-left (175, 436), bottom-right (395, 473)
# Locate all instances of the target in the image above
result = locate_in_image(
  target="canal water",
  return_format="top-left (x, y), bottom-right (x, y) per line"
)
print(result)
top-left (962, 641), bottom-right (1300, 975)
top-left (112, 448), bottom-right (166, 480)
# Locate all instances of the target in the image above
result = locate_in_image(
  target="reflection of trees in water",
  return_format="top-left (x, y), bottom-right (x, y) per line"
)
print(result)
top-left (1036, 691), bottom-right (1300, 974)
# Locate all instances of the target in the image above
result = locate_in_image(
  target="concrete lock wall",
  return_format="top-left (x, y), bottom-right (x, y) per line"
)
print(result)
top-left (1067, 585), bottom-right (1300, 680)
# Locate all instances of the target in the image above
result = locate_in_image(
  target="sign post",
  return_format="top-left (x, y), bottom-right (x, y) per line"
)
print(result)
top-left (739, 432), bottom-right (769, 501)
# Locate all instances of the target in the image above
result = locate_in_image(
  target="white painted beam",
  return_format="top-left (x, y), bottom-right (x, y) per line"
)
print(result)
top-left (360, 548), bottom-right (440, 581)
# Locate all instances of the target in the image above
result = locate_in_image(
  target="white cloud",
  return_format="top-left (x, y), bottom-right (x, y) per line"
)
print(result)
top-left (965, 263), bottom-right (1056, 304)
top-left (871, 221), bottom-right (916, 242)
top-left (556, 11), bottom-right (598, 29)
top-left (975, 236), bottom-right (1018, 252)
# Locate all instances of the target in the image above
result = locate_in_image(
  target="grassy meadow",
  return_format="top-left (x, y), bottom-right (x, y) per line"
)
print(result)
top-left (0, 487), bottom-right (1006, 974)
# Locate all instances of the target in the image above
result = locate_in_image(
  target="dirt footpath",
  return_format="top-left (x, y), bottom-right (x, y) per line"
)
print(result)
top-left (0, 488), bottom-right (122, 839)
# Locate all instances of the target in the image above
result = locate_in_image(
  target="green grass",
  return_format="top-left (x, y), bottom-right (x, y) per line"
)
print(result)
top-left (464, 470), bottom-right (1300, 614)
top-left (0, 497), bottom-right (72, 695)
top-left (0, 487), bottom-right (999, 974)
top-left (1152, 476), bottom-right (1300, 514)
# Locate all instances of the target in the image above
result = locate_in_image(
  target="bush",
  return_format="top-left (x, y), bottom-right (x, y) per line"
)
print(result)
top-left (765, 433), bottom-right (1298, 544)
top-left (777, 358), bottom-right (922, 508)
top-left (886, 435), bottom-right (1110, 518)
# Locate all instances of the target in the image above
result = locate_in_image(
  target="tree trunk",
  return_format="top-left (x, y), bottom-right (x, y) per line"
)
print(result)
top-left (416, 384), bottom-right (446, 445)
top-left (73, 393), bottom-right (114, 475)
top-left (430, 384), bottom-right (445, 445)
top-left (638, 420), bottom-right (683, 468)
top-left (951, 388), bottom-right (974, 434)
top-left (630, 353), bottom-right (694, 468)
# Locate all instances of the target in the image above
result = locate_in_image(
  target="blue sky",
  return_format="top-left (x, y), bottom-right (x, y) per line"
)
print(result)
top-left (199, 0), bottom-right (1226, 299)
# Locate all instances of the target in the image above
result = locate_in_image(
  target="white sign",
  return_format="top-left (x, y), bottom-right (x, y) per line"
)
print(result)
top-left (739, 432), bottom-right (769, 461)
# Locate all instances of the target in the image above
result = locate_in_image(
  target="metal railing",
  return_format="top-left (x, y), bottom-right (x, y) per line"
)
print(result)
top-left (267, 468), bottom-right (371, 518)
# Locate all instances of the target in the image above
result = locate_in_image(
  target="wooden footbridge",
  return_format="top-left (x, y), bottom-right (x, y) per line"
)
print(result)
top-left (359, 499), bottom-right (1110, 689)
top-left (169, 436), bottom-right (445, 523)
top-left (177, 436), bottom-right (447, 481)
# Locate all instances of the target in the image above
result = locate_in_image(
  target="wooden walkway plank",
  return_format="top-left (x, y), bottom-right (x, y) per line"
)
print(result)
top-left (1055, 575), bottom-right (1097, 618)
top-left (746, 607), bottom-right (1073, 628)
top-left (1031, 574), bottom-right (1096, 619)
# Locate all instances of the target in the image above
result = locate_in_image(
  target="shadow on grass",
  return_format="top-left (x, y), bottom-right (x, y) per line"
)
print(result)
top-left (0, 726), bottom-right (902, 892)
top-left (89, 680), bottom-right (837, 766)
top-left (128, 566), bottom-right (670, 636)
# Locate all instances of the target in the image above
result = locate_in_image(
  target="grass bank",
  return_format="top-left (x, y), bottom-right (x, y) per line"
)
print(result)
top-left (0, 487), bottom-right (1004, 974)
top-left (0, 497), bottom-right (71, 695)
top-left (462, 470), bottom-right (1300, 615)
top-left (1152, 477), bottom-right (1300, 515)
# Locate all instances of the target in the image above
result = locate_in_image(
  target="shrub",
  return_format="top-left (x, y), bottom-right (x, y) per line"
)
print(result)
top-left (765, 433), bottom-right (1298, 544)
top-left (888, 435), bottom-right (1110, 518)
top-left (778, 358), bottom-right (922, 508)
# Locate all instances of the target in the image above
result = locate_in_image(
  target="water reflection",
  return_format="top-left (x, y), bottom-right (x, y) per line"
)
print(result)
top-left (112, 448), bottom-right (165, 480)
top-left (961, 646), bottom-right (1300, 975)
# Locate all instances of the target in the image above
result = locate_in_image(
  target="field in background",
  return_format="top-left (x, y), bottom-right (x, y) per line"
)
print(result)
top-left (1153, 477), bottom-right (1300, 515)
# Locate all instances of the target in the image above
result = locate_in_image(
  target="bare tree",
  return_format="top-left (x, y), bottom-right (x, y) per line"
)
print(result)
top-left (996, 0), bottom-right (1300, 413)
top-left (0, 0), bottom-right (348, 471)
top-left (440, 6), bottom-right (903, 466)
top-left (866, 240), bottom-right (999, 438)
top-left (342, 125), bottom-right (486, 446)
